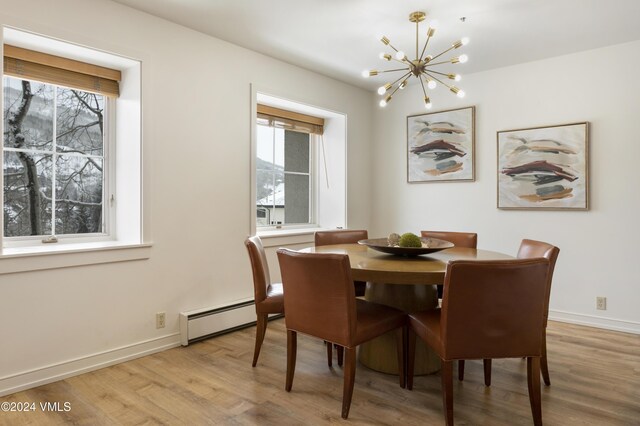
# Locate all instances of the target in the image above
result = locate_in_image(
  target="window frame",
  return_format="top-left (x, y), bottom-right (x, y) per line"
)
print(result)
top-left (0, 78), bottom-right (116, 248)
top-left (2, 76), bottom-right (116, 246)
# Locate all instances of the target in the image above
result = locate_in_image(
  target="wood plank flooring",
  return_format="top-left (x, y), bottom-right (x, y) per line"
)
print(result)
top-left (1, 320), bottom-right (639, 425)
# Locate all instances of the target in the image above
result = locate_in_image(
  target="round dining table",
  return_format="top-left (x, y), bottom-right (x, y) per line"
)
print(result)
top-left (300, 242), bottom-right (512, 375)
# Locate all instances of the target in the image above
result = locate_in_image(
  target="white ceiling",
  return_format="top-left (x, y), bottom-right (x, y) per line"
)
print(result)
top-left (111, 0), bottom-right (640, 91)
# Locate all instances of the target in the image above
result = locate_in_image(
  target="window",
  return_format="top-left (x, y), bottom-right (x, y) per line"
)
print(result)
top-left (251, 90), bottom-right (347, 237)
top-left (3, 76), bottom-right (108, 238)
top-left (256, 104), bottom-right (322, 229)
top-left (1, 30), bottom-right (143, 256)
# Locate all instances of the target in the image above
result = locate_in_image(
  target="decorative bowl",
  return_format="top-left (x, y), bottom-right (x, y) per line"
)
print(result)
top-left (358, 237), bottom-right (454, 257)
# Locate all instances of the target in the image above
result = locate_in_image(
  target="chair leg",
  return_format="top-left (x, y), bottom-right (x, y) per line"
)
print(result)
top-left (336, 344), bottom-right (344, 367)
top-left (407, 328), bottom-right (417, 390)
top-left (483, 359), bottom-right (492, 386)
top-left (326, 341), bottom-right (333, 367)
top-left (458, 360), bottom-right (465, 381)
top-left (252, 313), bottom-right (268, 367)
top-left (341, 347), bottom-right (357, 419)
top-left (441, 360), bottom-right (454, 426)
top-left (285, 330), bottom-right (297, 392)
top-left (396, 327), bottom-right (406, 389)
top-left (527, 357), bottom-right (543, 426)
top-left (541, 331), bottom-right (551, 386)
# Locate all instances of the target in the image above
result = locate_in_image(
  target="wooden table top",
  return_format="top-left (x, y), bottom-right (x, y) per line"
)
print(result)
top-left (301, 243), bottom-right (512, 285)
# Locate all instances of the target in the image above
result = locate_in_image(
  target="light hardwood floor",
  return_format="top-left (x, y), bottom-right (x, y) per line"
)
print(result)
top-left (1, 320), bottom-right (639, 425)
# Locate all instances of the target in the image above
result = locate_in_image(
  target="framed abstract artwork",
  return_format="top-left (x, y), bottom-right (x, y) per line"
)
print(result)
top-left (407, 106), bottom-right (475, 183)
top-left (497, 122), bottom-right (589, 210)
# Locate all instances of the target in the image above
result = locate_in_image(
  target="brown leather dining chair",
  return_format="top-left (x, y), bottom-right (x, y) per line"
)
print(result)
top-left (277, 248), bottom-right (407, 419)
top-left (421, 231), bottom-right (477, 301)
top-left (458, 239), bottom-right (560, 386)
top-left (406, 259), bottom-right (550, 426)
top-left (420, 230), bottom-right (478, 250)
top-left (315, 229), bottom-right (369, 367)
top-left (244, 236), bottom-right (284, 367)
top-left (315, 229), bottom-right (369, 297)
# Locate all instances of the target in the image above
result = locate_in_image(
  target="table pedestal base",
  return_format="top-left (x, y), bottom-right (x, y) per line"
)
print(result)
top-left (358, 283), bottom-right (440, 375)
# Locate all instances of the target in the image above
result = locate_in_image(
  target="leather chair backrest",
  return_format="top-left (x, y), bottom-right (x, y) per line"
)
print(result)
top-left (245, 236), bottom-right (271, 304)
top-left (420, 231), bottom-right (477, 248)
top-left (315, 229), bottom-right (368, 246)
top-left (440, 259), bottom-right (549, 360)
top-left (277, 248), bottom-right (356, 347)
top-left (517, 239), bottom-right (560, 326)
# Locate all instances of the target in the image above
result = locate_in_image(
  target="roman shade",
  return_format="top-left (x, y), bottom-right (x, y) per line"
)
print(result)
top-left (257, 104), bottom-right (324, 135)
top-left (3, 45), bottom-right (121, 97)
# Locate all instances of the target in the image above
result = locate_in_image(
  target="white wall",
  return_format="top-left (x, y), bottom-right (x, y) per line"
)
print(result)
top-left (371, 40), bottom-right (640, 333)
top-left (0, 0), bottom-right (373, 394)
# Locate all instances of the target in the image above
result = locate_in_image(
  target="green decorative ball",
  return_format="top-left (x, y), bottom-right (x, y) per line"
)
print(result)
top-left (398, 232), bottom-right (422, 248)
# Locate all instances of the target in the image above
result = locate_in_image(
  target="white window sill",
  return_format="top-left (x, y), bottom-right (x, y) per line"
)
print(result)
top-left (258, 227), bottom-right (331, 248)
top-left (0, 242), bottom-right (152, 275)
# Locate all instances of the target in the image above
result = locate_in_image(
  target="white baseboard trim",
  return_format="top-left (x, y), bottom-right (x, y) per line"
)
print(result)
top-left (0, 333), bottom-right (181, 397)
top-left (549, 309), bottom-right (640, 335)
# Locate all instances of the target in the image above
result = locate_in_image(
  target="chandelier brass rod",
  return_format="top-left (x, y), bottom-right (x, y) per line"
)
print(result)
top-left (390, 71), bottom-right (412, 87)
top-left (415, 19), bottom-right (420, 60)
top-left (429, 45), bottom-right (456, 63)
top-left (419, 35), bottom-right (432, 62)
top-left (387, 43), bottom-right (401, 54)
top-left (378, 67), bottom-right (411, 74)
top-left (426, 59), bottom-right (456, 67)
top-left (427, 70), bottom-right (451, 77)
top-left (425, 72), bottom-right (454, 90)
top-left (419, 75), bottom-right (428, 98)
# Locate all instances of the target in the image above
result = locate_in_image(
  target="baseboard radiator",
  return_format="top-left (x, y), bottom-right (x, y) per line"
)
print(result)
top-left (179, 299), bottom-right (282, 346)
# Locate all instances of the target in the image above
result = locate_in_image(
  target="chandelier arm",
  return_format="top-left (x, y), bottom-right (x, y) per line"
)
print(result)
top-left (425, 58), bottom-right (458, 67)
top-left (424, 72), bottom-right (454, 90)
top-left (419, 76), bottom-right (428, 98)
top-left (428, 45), bottom-right (456, 63)
top-left (426, 70), bottom-right (454, 77)
top-left (387, 43), bottom-right (401, 54)
top-left (387, 82), bottom-right (404, 99)
top-left (389, 71), bottom-right (413, 88)
top-left (419, 36), bottom-right (432, 62)
top-left (378, 67), bottom-right (411, 74)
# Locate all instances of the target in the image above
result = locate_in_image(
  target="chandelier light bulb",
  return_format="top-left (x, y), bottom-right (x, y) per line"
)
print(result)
top-left (457, 90), bottom-right (466, 98)
top-left (427, 79), bottom-right (437, 89)
top-left (459, 54), bottom-right (469, 63)
top-left (461, 37), bottom-right (470, 45)
top-left (395, 50), bottom-right (405, 60)
top-left (377, 83), bottom-right (391, 95)
top-left (455, 74), bottom-right (462, 81)
top-left (424, 97), bottom-right (432, 109)
top-left (362, 70), bottom-right (370, 78)
top-left (399, 80), bottom-right (408, 90)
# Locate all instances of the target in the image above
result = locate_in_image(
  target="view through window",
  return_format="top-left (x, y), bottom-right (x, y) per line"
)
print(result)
top-left (3, 76), bottom-right (105, 237)
top-left (256, 124), bottom-right (311, 227)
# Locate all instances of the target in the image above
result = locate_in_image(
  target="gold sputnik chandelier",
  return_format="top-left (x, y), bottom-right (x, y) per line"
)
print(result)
top-left (362, 11), bottom-right (469, 109)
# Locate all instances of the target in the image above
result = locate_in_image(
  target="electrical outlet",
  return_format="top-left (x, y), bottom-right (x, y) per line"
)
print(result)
top-left (596, 297), bottom-right (606, 311)
top-left (156, 312), bottom-right (166, 328)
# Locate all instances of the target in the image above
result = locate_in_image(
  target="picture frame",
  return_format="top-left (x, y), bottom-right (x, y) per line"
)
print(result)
top-left (497, 122), bottom-right (589, 210)
top-left (407, 106), bottom-right (475, 183)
